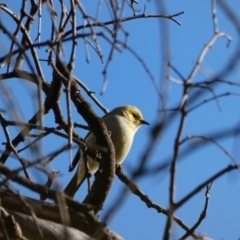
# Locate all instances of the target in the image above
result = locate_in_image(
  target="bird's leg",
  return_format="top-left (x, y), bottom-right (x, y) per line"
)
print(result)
top-left (82, 153), bottom-right (92, 192)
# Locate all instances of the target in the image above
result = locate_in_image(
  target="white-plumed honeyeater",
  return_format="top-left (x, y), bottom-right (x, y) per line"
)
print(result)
top-left (64, 105), bottom-right (149, 198)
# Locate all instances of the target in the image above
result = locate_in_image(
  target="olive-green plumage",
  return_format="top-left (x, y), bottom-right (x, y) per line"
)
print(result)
top-left (64, 105), bottom-right (149, 198)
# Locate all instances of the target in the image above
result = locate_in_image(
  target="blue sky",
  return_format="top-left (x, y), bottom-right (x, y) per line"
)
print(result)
top-left (1, 0), bottom-right (240, 239)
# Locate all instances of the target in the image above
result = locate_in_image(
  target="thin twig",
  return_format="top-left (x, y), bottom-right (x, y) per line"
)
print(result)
top-left (179, 182), bottom-right (214, 239)
top-left (176, 165), bottom-right (238, 208)
top-left (180, 135), bottom-right (240, 171)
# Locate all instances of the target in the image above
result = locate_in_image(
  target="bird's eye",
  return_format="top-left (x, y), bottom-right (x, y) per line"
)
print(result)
top-left (132, 113), bottom-right (138, 119)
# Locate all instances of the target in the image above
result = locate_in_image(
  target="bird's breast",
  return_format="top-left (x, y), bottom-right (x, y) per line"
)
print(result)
top-left (105, 115), bottom-right (135, 163)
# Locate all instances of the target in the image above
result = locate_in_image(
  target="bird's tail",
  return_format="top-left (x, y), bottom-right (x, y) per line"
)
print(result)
top-left (64, 162), bottom-right (86, 198)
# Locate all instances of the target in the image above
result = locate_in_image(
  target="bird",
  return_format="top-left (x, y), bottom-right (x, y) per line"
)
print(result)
top-left (64, 105), bottom-right (149, 198)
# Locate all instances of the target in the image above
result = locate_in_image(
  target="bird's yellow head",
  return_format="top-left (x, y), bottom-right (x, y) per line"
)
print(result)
top-left (116, 105), bottom-right (149, 127)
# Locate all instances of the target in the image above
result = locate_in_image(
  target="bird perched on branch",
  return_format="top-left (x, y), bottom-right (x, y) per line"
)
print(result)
top-left (64, 105), bottom-right (149, 198)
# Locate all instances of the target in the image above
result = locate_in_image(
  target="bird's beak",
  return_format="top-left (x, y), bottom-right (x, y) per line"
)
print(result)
top-left (141, 120), bottom-right (150, 125)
